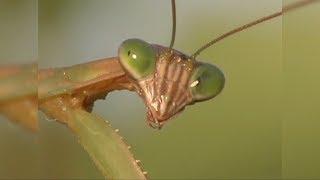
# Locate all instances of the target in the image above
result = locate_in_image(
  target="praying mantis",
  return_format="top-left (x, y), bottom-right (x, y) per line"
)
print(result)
top-left (0, 0), bottom-right (318, 179)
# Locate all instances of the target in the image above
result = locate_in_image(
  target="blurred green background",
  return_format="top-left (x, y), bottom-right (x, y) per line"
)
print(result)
top-left (283, 0), bottom-right (320, 179)
top-left (0, 0), bottom-right (319, 179)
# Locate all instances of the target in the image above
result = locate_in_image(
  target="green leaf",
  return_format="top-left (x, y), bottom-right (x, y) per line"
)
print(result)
top-left (67, 109), bottom-right (147, 179)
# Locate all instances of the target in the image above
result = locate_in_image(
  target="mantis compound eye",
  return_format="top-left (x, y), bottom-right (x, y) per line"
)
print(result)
top-left (118, 39), bottom-right (156, 79)
top-left (189, 63), bottom-right (225, 101)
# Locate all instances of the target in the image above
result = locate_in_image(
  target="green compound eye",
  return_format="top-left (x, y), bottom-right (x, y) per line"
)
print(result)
top-left (118, 39), bottom-right (156, 79)
top-left (189, 63), bottom-right (225, 101)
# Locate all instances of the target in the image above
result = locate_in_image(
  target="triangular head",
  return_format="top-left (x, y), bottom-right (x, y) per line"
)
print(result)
top-left (118, 39), bottom-right (225, 129)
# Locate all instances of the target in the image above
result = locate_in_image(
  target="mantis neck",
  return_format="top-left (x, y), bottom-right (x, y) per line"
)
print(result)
top-left (39, 57), bottom-right (135, 112)
top-left (73, 57), bottom-right (134, 94)
top-left (75, 57), bottom-right (135, 111)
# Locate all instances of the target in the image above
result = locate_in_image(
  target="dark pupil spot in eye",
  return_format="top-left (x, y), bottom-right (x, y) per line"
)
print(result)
top-left (127, 50), bottom-right (131, 56)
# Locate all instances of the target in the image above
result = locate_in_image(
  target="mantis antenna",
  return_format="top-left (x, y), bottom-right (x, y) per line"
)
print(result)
top-left (190, 0), bottom-right (319, 59)
top-left (169, 0), bottom-right (176, 48)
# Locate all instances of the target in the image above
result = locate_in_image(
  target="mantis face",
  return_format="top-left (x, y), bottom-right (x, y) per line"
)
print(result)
top-left (118, 39), bottom-right (225, 129)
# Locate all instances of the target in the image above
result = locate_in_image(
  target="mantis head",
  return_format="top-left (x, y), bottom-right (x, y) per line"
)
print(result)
top-left (118, 39), bottom-right (225, 129)
top-left (116, 0), bottom-right (316, 129)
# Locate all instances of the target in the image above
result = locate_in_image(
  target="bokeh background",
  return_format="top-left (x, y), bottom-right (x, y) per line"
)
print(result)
top-left (0, 0), bottom-right (319, 179)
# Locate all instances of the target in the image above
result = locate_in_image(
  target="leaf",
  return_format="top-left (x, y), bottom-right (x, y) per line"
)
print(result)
top-left (40, 97), bottom-right (147, 179)
top-left (68, 109), bottom-right (147, 179)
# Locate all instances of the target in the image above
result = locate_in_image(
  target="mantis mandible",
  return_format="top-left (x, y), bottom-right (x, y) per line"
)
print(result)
top-left (0, 0), bottom-right (318, 179)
